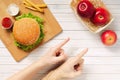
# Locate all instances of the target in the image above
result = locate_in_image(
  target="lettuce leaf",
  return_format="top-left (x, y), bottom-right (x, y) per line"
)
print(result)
top-left (14, 13), bottom-right (44, 51)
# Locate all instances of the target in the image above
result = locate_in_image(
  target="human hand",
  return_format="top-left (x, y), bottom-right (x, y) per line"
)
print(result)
top-left (36, 38), bottom-right (70, 69)
top-left (55, 48), bottom-right (88, 79)
top-left (6, 38), bottom-right (70, 80)
top-left (42, 48), bottom-right (88, 80)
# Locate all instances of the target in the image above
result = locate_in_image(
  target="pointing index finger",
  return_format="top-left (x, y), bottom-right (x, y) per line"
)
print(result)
top-left (55, 38), bottom-right (70, 50)
top-left (76, 48), bottom-right (88, 60)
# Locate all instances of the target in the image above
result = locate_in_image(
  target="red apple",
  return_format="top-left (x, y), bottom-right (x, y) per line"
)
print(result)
top-left (101, 30), bottom-right (117, 46)
top-left (77, 0), bottom-right (95, 18)
top-left (91, 8), bottom-right (110, 26)
top-left (1, 17), bottom-right (13, 29)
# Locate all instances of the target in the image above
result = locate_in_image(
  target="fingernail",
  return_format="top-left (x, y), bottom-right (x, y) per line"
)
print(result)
top-left (76, 48), bottom-right (88, 54)
top-left (66, 37), bottom-right (70, 41)
top-left (81, 48), bottom-right (88, 52)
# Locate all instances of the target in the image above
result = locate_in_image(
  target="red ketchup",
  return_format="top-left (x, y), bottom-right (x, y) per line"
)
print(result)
top-left (1, 17), bottom-right (13, 29)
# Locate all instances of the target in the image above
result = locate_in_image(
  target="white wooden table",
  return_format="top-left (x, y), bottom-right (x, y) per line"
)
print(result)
top-left (0, 0), bottom-right (120, 80)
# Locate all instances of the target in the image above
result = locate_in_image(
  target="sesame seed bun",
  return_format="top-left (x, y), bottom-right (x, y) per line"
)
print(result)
top-left (13, 18), bottom-right (40, 46)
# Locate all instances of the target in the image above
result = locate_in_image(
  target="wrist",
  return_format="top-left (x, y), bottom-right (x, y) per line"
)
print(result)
top-left (37, 58), bottom-right (51, 68)
top-left (42, 69), bottom-right (63, 80)
top-left (31, 60), bottom-right (46, 70)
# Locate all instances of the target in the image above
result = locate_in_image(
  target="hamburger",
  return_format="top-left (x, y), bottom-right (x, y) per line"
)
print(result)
top-left (13, 13), bottom-right (44, 51)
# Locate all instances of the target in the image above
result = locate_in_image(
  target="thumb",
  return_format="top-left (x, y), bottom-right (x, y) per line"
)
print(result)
top-left (55, 49), bottom-right (67, 62)
top-left (74, 59), bottom-right (84, 76)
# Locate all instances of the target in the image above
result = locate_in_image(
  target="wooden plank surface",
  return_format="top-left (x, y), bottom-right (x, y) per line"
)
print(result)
top-left (0, 0), bottom-right (62, 62)
top-left (0, 0), bottom-right (120, 80)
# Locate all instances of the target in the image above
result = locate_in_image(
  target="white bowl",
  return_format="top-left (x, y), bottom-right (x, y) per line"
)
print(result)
top-left (7, 3), bottom-right (20, 16)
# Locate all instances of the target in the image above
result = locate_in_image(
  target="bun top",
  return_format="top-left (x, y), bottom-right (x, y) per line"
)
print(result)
top-left (13, 18), bottom-right (40, 46)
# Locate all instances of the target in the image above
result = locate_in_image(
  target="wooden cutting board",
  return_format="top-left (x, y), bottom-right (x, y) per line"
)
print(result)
top-left (0, 0), bottom-right (62, 62)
